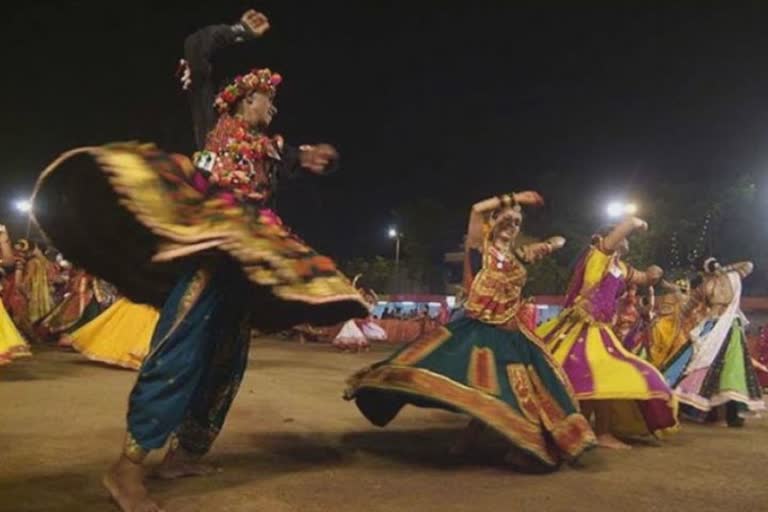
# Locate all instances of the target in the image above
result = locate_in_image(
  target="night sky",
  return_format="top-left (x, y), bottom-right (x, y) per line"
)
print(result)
top-left (3, 2), bottom-right (768, 260)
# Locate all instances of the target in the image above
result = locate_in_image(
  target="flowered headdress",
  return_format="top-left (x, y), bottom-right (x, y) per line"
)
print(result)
top-left (214, 68), bottom-right (283, 114)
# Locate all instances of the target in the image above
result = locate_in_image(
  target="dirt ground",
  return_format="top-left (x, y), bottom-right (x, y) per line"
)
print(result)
top-left (1, 340), bottom-right (767, 512)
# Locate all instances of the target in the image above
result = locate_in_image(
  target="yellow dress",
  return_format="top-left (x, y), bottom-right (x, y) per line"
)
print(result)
top-left (536, 245), bottom-right (678, 436)
top-left (23, 251), bottom-right (54, 324)
top-left (70, 298), bottom-right (158, 370)
top-left (0, 301), bottom-right (31, 365)
top-left (648, 294), bottom-right (688, 369)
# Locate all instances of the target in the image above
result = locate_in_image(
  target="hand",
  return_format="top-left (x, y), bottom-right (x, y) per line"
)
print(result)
top-left (630, 217), bottom-right (648, 231)
top-left (547, 236), bottom-right (566, 250)
top-left (513, 191), bottom-right (544, 207)
top-left (241, 10), bottom-right (270, 37)
top-left (646, 265), bottom-right (664, 284)
top-left (299, 144), bottom-right (338, 174)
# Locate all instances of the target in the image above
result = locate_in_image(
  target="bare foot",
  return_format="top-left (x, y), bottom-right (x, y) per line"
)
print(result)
top-left (103, 457), bottom-right (164, 512)
top-left (597, 433), bottom-right (632, 450)
top-left (153, 447), bottom-right (220, 480)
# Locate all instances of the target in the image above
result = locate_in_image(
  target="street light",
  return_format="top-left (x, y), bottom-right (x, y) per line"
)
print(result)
top-left (388, 226), bottom-right (401, 267)
top-left (12, 198), bottom-right (34, 238)
top-left (14, 199), bottom-right (31, 213)
top-left (605, 200), bottom-right (638, 219)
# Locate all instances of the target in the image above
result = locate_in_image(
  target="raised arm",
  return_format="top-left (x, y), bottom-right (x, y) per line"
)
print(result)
top-left (516, 236), bottom-right (566, 264)
top-left (722, 261), bottom-right (754, 278)
top-left (602, 216), bottom-right (648, 252)
top-left (184, 10), bottom-right (270, 149)
top-left (466, 191), bottom-right (544, 249)
top-left (629, 264), bottom-right (664, 287)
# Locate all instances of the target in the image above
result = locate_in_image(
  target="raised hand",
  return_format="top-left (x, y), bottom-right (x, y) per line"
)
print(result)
top-left (241, 10), bottom-right (270, 37)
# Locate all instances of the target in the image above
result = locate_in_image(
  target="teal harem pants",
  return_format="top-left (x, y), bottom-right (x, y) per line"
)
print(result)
top-left (124, 260), bottom-right (252, 462)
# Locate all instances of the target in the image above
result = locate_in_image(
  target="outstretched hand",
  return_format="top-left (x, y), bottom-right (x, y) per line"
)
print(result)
top-left (631, 217), bottom-right (649, 232)
top-left (547, 236), bottom-right (566, 250)
top-left (513, 191), bottom-right (544, 207)
top-left (300, 144), bottom-right (338, 174)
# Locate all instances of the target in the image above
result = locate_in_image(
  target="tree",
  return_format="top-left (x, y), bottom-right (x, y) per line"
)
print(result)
top-left (341, 256), bottom-right (397, 293)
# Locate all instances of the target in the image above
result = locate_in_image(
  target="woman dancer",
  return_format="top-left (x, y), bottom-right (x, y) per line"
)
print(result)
top-left (346, 191), bottom-right (596, 471)
top-left (537, 218), bottom-right (678, 449)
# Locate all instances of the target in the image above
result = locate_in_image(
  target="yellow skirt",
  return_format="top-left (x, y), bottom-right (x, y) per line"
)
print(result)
top-left (0, 301), bottom-right (31, 365)
top-left (537, 309), bottom-right (678, 436)
top-left (648, 314), bottom-right (688, 370)
top-left (70, 298), bottom-right (159, 370)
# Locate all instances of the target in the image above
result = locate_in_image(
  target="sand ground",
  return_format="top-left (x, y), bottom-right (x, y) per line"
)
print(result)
top-left (1, 341), bottom-right (767, 512)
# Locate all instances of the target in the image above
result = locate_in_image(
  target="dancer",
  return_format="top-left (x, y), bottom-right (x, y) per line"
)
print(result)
top-left (673, 257), bottom-right (764, 426)
top-left (3, 238), bottom-right (54, 342)
top-left (616, 285), bottom-right (654, 359)
top-left (19, 240), bottom-right (55, 326)
top-left (0, 225), bottom-right (31, 364)
top-left (536, 217), bottom-right (678, 449)
top-left (39, 268), bottom-right (115, 345)
top-left (335, 276), bottom-right (386, 351)
top-left (648, 278), bottom-right (703, 377)
top-left (346, 191), bottom-right (596, 471)
top-left (332, 320), bottom-right (372, 352)
top-left (31, 10), bottom-right (367, 512)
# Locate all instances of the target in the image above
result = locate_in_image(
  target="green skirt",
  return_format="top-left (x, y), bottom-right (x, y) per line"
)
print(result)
top-left (346, 316), bottom-right (596, 467)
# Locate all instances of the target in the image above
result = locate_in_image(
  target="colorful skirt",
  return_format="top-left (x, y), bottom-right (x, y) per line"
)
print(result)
top-left (649, 313), bottom-right (691, 371)
top-left (0, 301), bottom-right (31, 365)
top-left (537, 308), bottom-right (678, 436)
top-left (675, 318), bottom-right (765, 415)
top-left (69, 298), bottom-right (158, 370)
top-left (40, 290), bottom-right (103, 342)
top-left (31, 143), bottom-right (368, 331)
top-left (346, 316), bottom-right (596, 467)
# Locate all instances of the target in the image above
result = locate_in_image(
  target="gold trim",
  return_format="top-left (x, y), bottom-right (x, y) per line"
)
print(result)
top-left (391, 327), bottom-right (452, 366)
top-left (123, 433), bottom-right (147, 463)
top-left (352, 365), bottom-right (563, 465)
top-left (468, 347), bottom-right (501, 396)
top-left (507, 364), bottom-right (539, 423)
top-left (526, 365), bottom-right (568, 430)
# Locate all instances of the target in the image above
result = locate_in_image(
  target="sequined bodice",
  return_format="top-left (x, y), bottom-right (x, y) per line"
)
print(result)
top-left (465, 243), bottom-right (528, 326)
top-left (194, 114), bottom-right (282, 206)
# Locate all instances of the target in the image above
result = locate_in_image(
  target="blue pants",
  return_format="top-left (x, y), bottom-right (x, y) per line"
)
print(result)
top-left (125, 261), bottom-right (251, 461)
